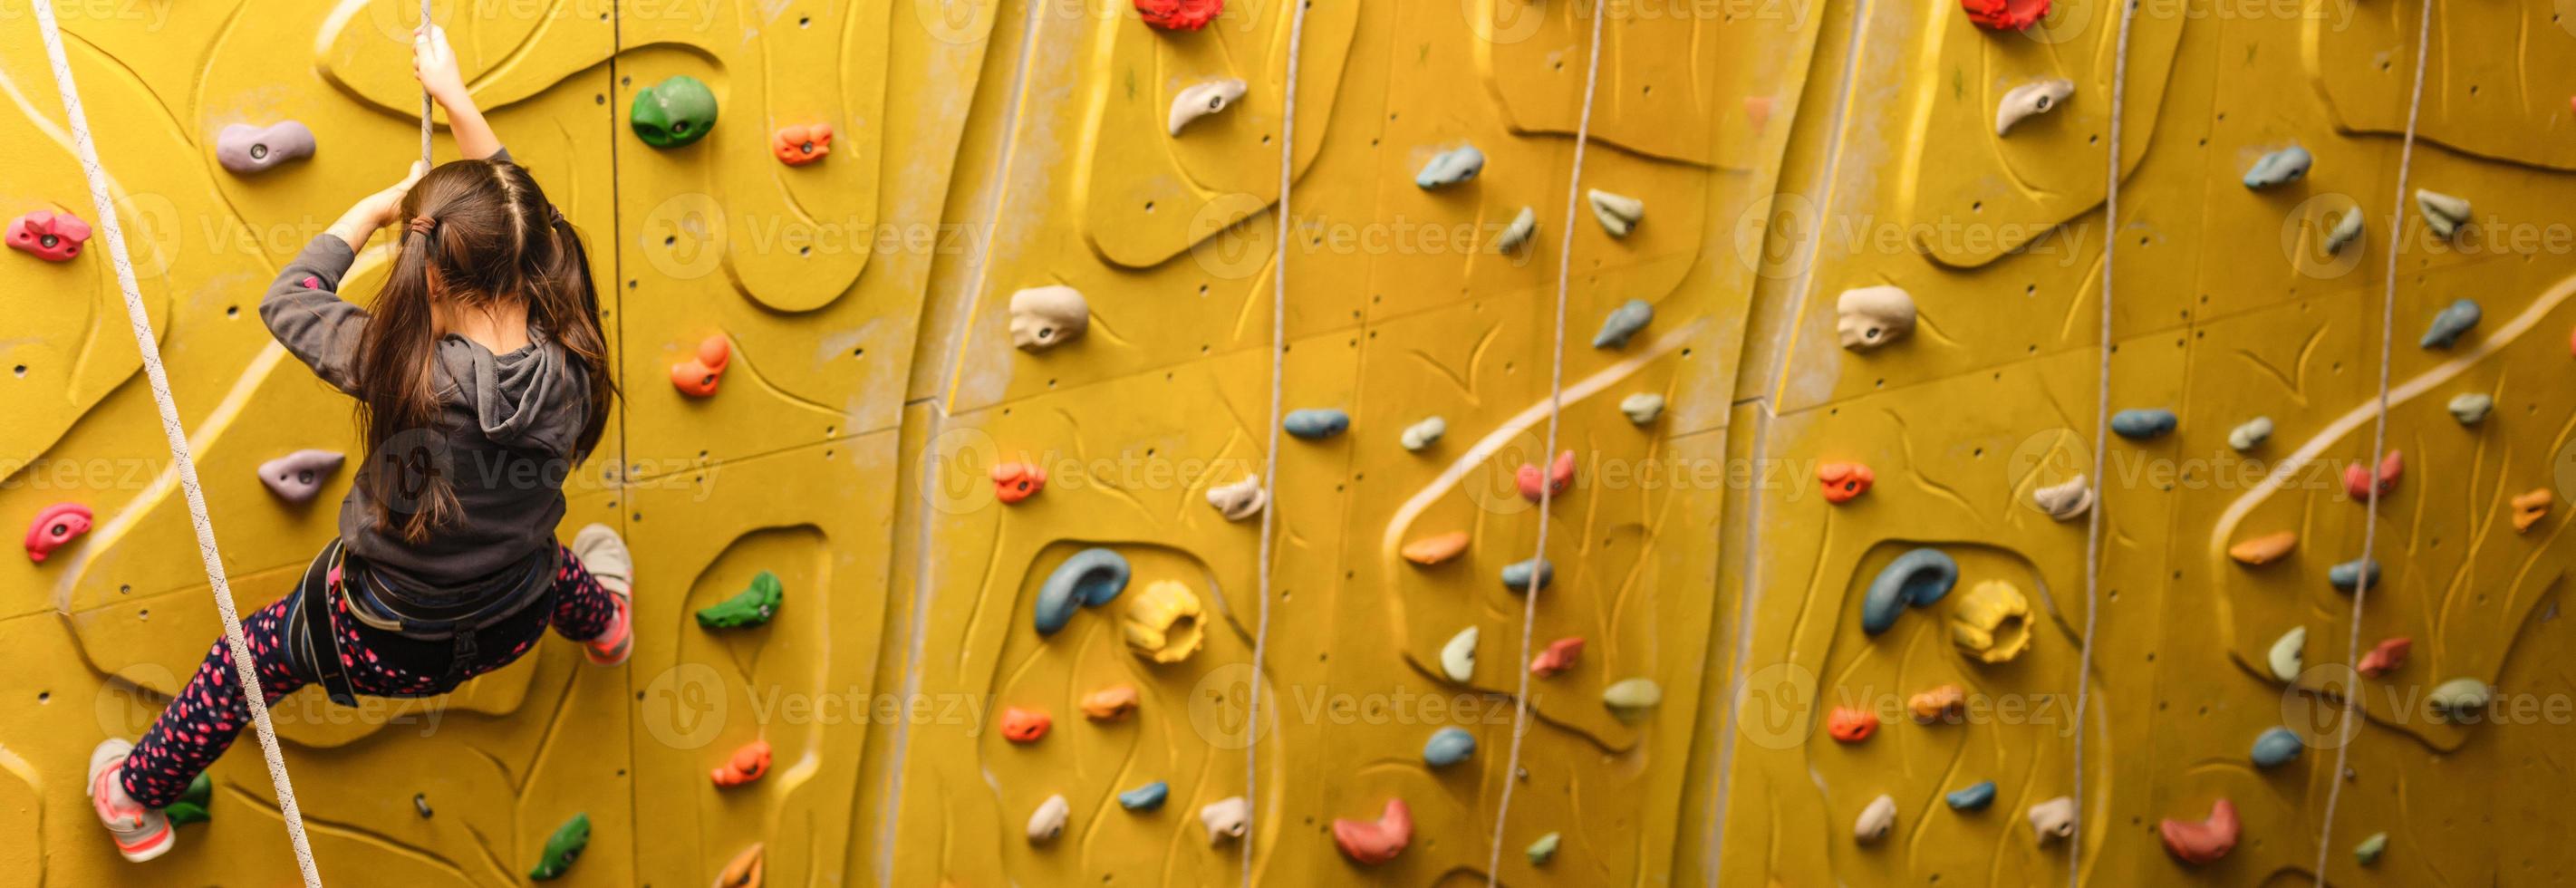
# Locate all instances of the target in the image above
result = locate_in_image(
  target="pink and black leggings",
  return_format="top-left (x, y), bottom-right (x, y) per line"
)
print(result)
top-left (118, 545), bottom-right (618, 808)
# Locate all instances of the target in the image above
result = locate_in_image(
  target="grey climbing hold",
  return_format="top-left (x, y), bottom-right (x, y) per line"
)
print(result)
top-left (2266, 626), bottom-right (2305, 681)
top-left (217, 121), bottom-right (317, 175)
top-left (1206, 475), bottom-right (1267, 522)
top-left (2242, 146), bottom-right (2311, 189)
top-left (1284, 409), bottom-right (1349, 439)
top-left (1945, 781), bottom-right (1998, 812)
top-left (2419, 298), bottom-right (2481, 349)
top-left (1400, 416), bottom-right (1445, 451)
top-left (1440, 626), bottom-right (1477, 681)
top-left (1587, 189), bottom-right (1643, 238)
top-left (1008, 285), bottom-right (1088, 352)
top-left (2325, 208), bottom-right (2364, 256)
top-left (1118, 781), bottom-right (1170, 811)
top-left (1994, 78), bottom-right (2072, 136)
top-left (1602, 677), bottom-right (1663, 716)
top-left (1620, 392), bottom-right (1665, 425)
top-left (2229, 416), bottom-right (2273, 451)
top-left (1167, 78), bottom-right (1247, 135)
top-left (2250, 726), bottom-right (2303, 767)
top-left (1035, 547), bottom-right (1130, 635)
top-left (257, 449), bottom-right (345, 504)
top-left (2428, 678), bottom-right (2491, 719)
top-left (2031, 475), bottom-right (2092, 521)
top-left (2448, 392), bottom-right (2494, 425)
top-left (1028, 794), bottom-right (1070, 844)
top-left (1855, 794), bottom-right (1897, 844)
top-left (1422, 727), bottom-right (1476, 767)
top-left (2354, 832), bottom-right (2388, 865)
top-left (1862, 547), bottom-right (1959, 634)
top-left (1836, 285), bottom-right (1916, 352)
top-left (1496, 207), bottom-right (1537, 254)
top-left (1501, 558), bottom-right (1553, 593)
top-left (2327, 558), bottom-right (2381, 592)
top-left (1415, 144), bottom-right (1485, 189)
top-left (1526, 831), bottom-right (1561, 865)
top-left (2111, 409), bottom-right (2178, 440)
top-left (1593, 299), bottom-right (1654, 350)
top-left (2417, 189), bottom-right (2470, 239)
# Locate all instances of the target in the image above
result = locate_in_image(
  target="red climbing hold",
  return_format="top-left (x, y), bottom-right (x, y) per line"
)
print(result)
top-left (1330, 798), bottom-right (1413, 865)
top-left (1827, 706), bottom-right (1878, 743)
top-left (24, 502), bottom-right (92, 563)
top-left (1515, 450), bottom-right (1576, 503)
top-left (991, 462), bottom-right (1047, 504)
top-left (1529, 636), bottom-right (1584, 677)
top-left (772, 123), bottom-right (833, 166)
top-left (671, 334), bottom-right (731, 398)
top-left (1962, 0), bottom-right (2050, 30)
top-left (1134, 0), bottom-right (1222, 30)
top-left (2357, 636), bottom-right (2411, 677)
top-left (2342, 449), bottom-right (2402, 500)
top-left (999, 706), bottom-right (1052, 743)
top-left (7, 210), bottom-right (91, 262)
top-left (2158, 798), bottom-right (2240, 865)
top-left (710, 739), bottom-right (771, 787)
top-left (1817, 462), bottom-right (1873, 504)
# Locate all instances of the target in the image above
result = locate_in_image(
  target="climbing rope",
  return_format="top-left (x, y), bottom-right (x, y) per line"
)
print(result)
top-left (1240, 0), bottom-right (1310, 879)
top-left (2069, 0), bottom-right (2139, 881)
top-left (1484, 3), bottom-right (1605, 882)
top-left (25, 1), bottom-right (324, 884)
top-left (2313, 0), bottom-right (2432, 879)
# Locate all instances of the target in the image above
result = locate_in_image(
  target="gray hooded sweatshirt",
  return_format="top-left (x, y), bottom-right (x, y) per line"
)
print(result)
top-left (260, 218), bottom-right (592, 599)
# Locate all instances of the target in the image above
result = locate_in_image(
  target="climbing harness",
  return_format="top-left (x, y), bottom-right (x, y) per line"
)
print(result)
top-left (1484, 4), bottom-right (1606, 883)
top-left (286, 542), bottom-right (557, 706)
top-left (1241, 0), bottom-right (1310, 879)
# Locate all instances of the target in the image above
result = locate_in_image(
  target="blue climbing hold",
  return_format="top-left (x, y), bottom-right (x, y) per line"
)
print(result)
top-left (1284, 409), bottom-right (1350, 440)
top-left (1423, 727), bottom-right (1476, 767)
top-left (2110, 409), bottom-right (2178, 440)
top-left (2419, 298), bottom-right (2481, 349)
top-left (2327, 558), bottom-right (2381, 592)
top-left (1117, 781), bottom-right (1171, 811)
top-left (1035, 547), bottom-right (1131, 635)
top-left (1862, 547), bottom-right (1958, 634)
top-left (1593, 299), bottom-right (1655, 350)
top-left (1501, 558), bottom-right (1554, 593)
top-left (2243, 146), bottom-right (2311, 190)
top-left (1414, 144), bottom-right (1485, 189)
top-left (2251, 727), bottom-right (2303, 767)
top-left (1945, 781), bottom-right (1998, 812)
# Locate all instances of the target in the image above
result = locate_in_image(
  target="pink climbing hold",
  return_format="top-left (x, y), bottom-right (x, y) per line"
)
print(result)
top-left (24, 502), bottom-right (92, 563)
top-left (2343, 449), bottom-right (2402, 500)
top-left (1962, 0), bottom-right (2050, 30)
top-left (1529, 637), bottom-right (1584, 677)
top-left (1134, 0), bottom-right (1221, 30)
top-left (1516, 450), bottom-right (1576, 503)
top-left (7, 210), bottom-right (92, 262)
top-left (1331, 798), bottom-right (1413, 865)
top-left (2158, 798), bottom-right (2240, 865)
top-left (2357, 636), bottom-right (2411, 677)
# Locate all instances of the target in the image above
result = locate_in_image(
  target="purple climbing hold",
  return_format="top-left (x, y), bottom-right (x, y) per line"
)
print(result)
top-left (217, 121), bottom-right (318, 175)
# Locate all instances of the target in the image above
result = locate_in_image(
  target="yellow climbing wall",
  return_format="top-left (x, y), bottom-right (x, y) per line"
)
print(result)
top-left (0, 0), bottom-right (2569, 886)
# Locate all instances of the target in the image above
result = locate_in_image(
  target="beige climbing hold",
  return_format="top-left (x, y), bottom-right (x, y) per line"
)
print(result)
top-left (2031, 475), bottom-right (2092, 521)
top-left (1400, 531), bottom-right (1470, 565)
top-left (1496, 206), bottom-right (1538, 253)
top-left (1440, 626), bottom-right (1478, 682)
top-left (1587, 188), bottom-right (1644, 238)
top-left (2512, 487), bottom-right (2552, 533)
top-left (1603, 678), bottom-right (1663, 718)
top-left (2325, 208), bottom-right (2365, 256)
top-left (1200, 796), bottom-right (1250, 845)
top-left (1206, 475), bottom-right (1266, 522)
top-left (1081, 684), bottom-right (1141, 720)
top-left (1994, 78), bottom-right (2073, 136)
top-left (1027, 794), bottom-right (1070, 844)
top-left (1167, 78), bottom-right (1247, 135)
top-left (1008, 285), bottom-right (1088, 352)
top-left (1122, 580), bottom-right (1204, 663)
top-left (2228, 531), bottom-right (2297, 565)
top-left (1836, 285), bottom-right (1915, 351)
top-left (1620, 392), bottom-right (1665, 425)
top-left (2266, 626), bottom-right (2305, 681)
top-left (1400, 416), bottom-right (1446, 451)
top-left (714, 842), bottom-right (764, 888)
top-left (2417, 188), bottom-right (2470, 239)
top-left (1950, 580), bottom-right (2032, 664)
top-left (1908, 684), bottom-right (1966, 724)
top-left (2028, 796), bottom-right (2076, 845)
top-left (1855, 794), bottom-right (1897, 844)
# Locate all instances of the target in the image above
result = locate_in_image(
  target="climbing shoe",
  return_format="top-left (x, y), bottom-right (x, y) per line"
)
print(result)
top-left (89, 738), bottom-right (173, 863)
top-left (572, 524), bottom-right (633, 666)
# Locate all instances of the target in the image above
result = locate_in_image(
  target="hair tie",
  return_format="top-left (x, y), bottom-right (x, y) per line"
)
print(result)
top-left (408, 216), bottom-right (437, 236)
top-left (547, 206), bottom-right (565, 226)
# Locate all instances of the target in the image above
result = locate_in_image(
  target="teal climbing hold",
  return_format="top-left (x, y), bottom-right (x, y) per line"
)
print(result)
top-left (2420, 298), bottom-right (2482, 349)
top-left (1423, 727), bottom-right (1476, 767)
top-left (1118, 781), bottom-right (1170, 811)
top-left (1500, 558), bottom-right (1553, 593)
top-left (1284, 409), bottom-right (1350, 439)
top-left (1414, 144), bottom-right (1484, 189)
top-left (696, 570), bottom-right (783, 629)
top-left (2327, 558), bottom-right (2381, 592)
top-left (630, 75), bottom-right (717, 148)
top-left (2242, 146), bottom-right (2311, 189)
top-left (1861, 547), bottom-right (1958, 634)
top-left (1526, 831), bottom-right (1561, 864)
top-left (2110, 409), bottom-right (2178, 439)
top-left (529, 812), bottom-right (591, 881)
top-left (2251, 726), bottom-right (2303, 767)
top-left (1944, 780), bottom-right (1997, 812)
top-left (1035, 547), bottom-right (1131, 635)
top-left (1593, 299), bottom-right (1655, 349)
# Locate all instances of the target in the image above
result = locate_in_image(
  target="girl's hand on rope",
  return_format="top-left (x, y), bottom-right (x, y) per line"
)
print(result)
top-left (412, 25), bottom-right (468, 105)
top-left (329, 162), bottom-right (429, 249)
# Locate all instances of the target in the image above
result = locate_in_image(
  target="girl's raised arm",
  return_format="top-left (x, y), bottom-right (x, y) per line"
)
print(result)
top-left (413, 26), bottom-right (500, 160)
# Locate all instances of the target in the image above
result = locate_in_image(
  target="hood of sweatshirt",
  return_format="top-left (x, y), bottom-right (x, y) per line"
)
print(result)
top-left (434, 328), bottom-right (589, 457)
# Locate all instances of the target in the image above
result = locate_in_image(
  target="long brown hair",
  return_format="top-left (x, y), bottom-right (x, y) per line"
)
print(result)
top-left (352, 158), bottom-right (616, 543)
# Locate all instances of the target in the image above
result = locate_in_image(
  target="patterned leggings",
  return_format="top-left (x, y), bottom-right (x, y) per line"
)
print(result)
top-left (119, 545), bottom-right (617, 807)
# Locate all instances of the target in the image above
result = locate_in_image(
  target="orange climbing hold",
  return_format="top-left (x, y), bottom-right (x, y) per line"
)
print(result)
top-left (1908, 684), bottom-right (1965, 724)
top-left (1134, 0), bottom-right (1221, 30)
top-left (710, 739), bottom-right (771, 787)
top-left (2357, 637), bottom-right (2410, 677)
top-left (2512, 487), bottom-right (2552, 533)
top-left (2226, 531), bottom-right (2297, 565)
top-left (1529, 637), bottom-right (1584, 676)
top-left (2343, 449), bottom-right (2402, 500)
top-left (671, 334), bottom-right (731, 398)
top-left (1400, 531), bottom-right (1470, 565)
top-left (715, 842), bottom-right (765, 888)
top-left (2158, 798), bottom-right (2240, 865)
top-left (1080, 685), bottom-right (1140, 721)
top-left (1516, 450), bottom-right (1576, 503)
top-left (1817, 462), bottom-right (1873, 504)
top-left (24, 502), bottom-right (91, 563)
top-left (1827, 706), bottom-right (1878, 743)
top-left (1331, 798), bottom-right (1413, 865)
top-left (991, 462), bottom-right (1047, 504)
top-left (772, 123), bottom-right (833, 166)
top-left (999, 706), bottom-right (1052, 743)
top-left (1962, 0), bottom-right (2050, 30)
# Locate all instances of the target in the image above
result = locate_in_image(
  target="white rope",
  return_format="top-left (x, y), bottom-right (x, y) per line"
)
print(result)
top-left (2313, 0), bottom-right (2430, 879)
top-left (25, 2), bottom-right (323, 884)
top-left (1240, 0), bottom-right (1309, 880)
top-left (420, 0), bottom-right (434, 166)
top-left (1484, 2), bottom-right (1604, 881)
top-left (2069, 0), bottom-right (2138, 882)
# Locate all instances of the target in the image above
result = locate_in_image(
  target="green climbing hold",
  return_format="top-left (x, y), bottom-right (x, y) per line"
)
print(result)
top-left (1526, 831), bottom-right (1561, 864)
top-left (164, 773), bottom-right (213, 826)
top-left (632, 75), bottom-right (718, 148)
top-left (698, 570), bottom-right (784, 629)
top-left (529, 812), bottom-right (591, 881)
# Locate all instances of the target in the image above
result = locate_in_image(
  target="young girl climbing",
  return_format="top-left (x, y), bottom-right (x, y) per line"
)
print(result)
top-left (89, 26), bottom-right (632, 864)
